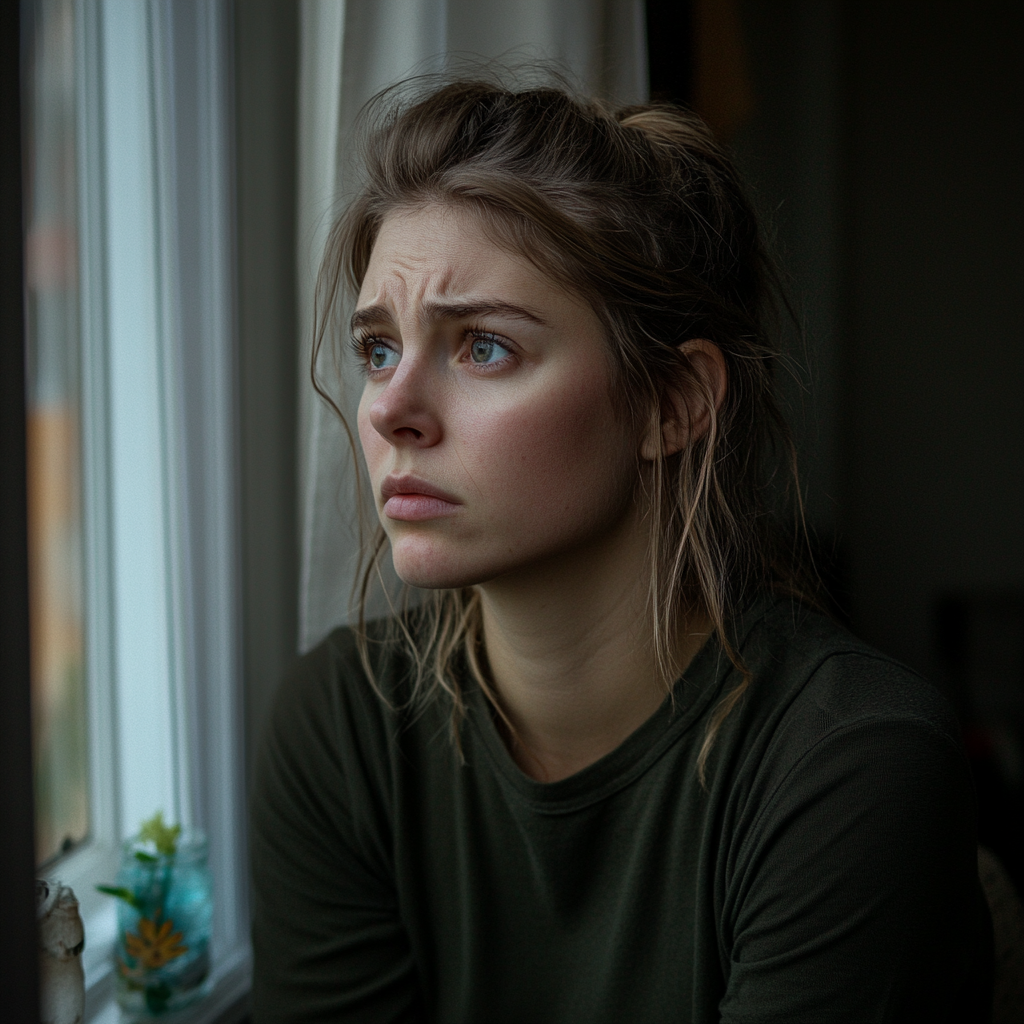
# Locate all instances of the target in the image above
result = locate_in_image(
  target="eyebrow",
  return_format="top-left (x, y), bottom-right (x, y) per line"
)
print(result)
top-left (349, 300), bottom-right (549, 334)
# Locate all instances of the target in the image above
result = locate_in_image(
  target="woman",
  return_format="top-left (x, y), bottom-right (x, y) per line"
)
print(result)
top-left (251, 79), bottom-right (991, 1022)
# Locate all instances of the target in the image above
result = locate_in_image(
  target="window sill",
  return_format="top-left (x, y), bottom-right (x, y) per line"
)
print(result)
top-left (84, 946), bottom-right (251, 1024)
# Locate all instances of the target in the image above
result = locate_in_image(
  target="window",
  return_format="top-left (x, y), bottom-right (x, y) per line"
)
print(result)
top-left (25, 1), bottom-right (250, 1019)
top-left (24, 0), bottom-right (88, 870)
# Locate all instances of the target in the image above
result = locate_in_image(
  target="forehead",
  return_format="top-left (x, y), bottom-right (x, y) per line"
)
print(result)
top-left (357, 203), bottom-right (590, 318)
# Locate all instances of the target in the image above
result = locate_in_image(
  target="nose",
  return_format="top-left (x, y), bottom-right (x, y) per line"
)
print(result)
top-left (367, 355), bottom-right (442, 448)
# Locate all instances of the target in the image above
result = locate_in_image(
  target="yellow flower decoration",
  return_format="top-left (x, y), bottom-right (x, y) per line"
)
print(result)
top-left (124, 916), bottom-right (188, 970)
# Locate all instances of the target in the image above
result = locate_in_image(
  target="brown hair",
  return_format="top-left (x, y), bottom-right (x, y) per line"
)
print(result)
top-left (313, 76), bottom-right (813, 782)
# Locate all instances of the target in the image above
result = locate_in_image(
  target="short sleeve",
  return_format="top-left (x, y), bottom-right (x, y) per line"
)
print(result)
top-left (249, 639), bottom-right (421, 1024)
top-left (719, 718), bottom-right (992, 1023)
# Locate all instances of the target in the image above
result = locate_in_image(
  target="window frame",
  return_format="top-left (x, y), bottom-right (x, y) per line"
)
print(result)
top-left (26, 1), bottom-right (250, 1019)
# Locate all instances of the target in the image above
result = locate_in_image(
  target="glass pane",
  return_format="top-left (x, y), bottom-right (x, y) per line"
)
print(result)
top-left (23, 0), bottom-right (89, 866)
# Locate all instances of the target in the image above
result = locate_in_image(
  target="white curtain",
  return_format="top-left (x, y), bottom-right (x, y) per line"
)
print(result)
top-left (297, 0), bottom-right (649, 652)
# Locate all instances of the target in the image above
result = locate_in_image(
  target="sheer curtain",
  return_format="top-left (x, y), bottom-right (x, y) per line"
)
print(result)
top-left (297, 0), bottom-right (648, 652)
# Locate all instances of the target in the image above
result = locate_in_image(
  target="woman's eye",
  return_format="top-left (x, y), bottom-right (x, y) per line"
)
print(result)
top-left (368, 342), bottom-right (398, 369)
top-left (469, 336), bottom-right (511, 365)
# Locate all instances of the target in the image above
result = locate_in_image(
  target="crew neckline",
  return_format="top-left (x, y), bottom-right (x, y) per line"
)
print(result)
top-left (465, 597), bottom-right (774, 814)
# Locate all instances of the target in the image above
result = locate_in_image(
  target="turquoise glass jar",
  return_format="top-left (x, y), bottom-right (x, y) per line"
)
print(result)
top-left (113, 830), bottom-right (213, 1016)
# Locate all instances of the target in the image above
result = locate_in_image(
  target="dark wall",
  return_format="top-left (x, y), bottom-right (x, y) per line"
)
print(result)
top-left (731, 1), bottom-right (843, 541)
top-left (734, 0), bottom-right (1023, 680)
top-left (844, 1), bottom-right (1023, 675)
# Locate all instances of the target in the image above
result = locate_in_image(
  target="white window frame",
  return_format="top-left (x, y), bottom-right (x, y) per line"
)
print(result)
top-left (35, 2), bottom-right (249, 1020)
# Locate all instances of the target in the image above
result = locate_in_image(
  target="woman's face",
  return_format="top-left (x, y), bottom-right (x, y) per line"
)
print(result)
top-left (354, 203), bottom-right (641, 590)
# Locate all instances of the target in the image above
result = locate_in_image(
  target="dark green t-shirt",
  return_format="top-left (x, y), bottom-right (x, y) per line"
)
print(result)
top-left (250, 598), bottom-right (992, 1023)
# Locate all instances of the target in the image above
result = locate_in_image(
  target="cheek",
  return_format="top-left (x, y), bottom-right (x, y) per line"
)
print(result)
top-left (460, 372), bottom-right (633, 517)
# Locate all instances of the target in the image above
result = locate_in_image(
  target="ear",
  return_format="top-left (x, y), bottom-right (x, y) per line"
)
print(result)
top-left (641, 339), bottom-right (727, 460)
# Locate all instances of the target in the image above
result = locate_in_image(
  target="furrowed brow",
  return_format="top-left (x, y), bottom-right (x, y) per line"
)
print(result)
top-left (350, 304), bottom-right (394, 334)
top-left (422, 300), bottom-right (549, 327)
top-left (350, 299), bottom-right (549, 335)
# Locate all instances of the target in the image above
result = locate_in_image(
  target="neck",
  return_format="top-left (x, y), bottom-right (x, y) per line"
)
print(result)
top-left (477, 506), bottom-right (710, 782)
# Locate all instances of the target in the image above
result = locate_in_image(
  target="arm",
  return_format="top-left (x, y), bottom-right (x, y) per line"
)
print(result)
top-left (720, 718), bottom-right (991, 1023)
top-left (250, 643), bottom-right (420, 1024)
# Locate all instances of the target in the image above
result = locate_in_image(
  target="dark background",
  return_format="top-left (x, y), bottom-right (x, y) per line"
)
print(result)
top-left (3, 2), bottom-right (1022, 1018)
top-left (652, 0), bottom-right (1023, 891)
top-left (1, 0), bottom-right (41, 1017)
top-left (720, 0), bottom-right (1024, 892)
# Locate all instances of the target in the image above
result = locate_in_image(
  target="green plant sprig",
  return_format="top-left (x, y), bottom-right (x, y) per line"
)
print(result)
top-left (138, 811), bottom-right (181, 857)
top-left (95, 885), bottom-right (141, 910)
top-left (96, 810), bottom-right (181, 911)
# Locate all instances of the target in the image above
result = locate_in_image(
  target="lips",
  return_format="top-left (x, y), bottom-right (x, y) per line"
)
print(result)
top-left (380, 474), bottom-right (461, 522)
top-left (380, 474), bottom-right (460, 504)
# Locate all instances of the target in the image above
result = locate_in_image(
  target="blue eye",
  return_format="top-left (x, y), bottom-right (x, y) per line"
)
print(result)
top-left (469, 336), bottom-right (511, 364)
top-left (368, 342), bottom-right (399, 369)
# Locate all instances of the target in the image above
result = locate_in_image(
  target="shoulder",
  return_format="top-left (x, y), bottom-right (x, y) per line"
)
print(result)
top-left (250, 624), bottom-right (428, 1019)
top-left (253, 619), bottom-right (421, 827)
top-left (716, 600), bottom-right (978, 905)
top-left (715, 602), bottom-right (988, 1024)
top-left (740, 597), bottom-right (962, 747)
top-left (265, 618), bottom-right (419, 737)
top-left (713, 598), bottom-right (970, 815)
top-left (264, 623), bottom-right (382, 745)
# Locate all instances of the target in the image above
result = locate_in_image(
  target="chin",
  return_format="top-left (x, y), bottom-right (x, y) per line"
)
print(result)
top-left (389, 536), bottom-right (490, 591)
